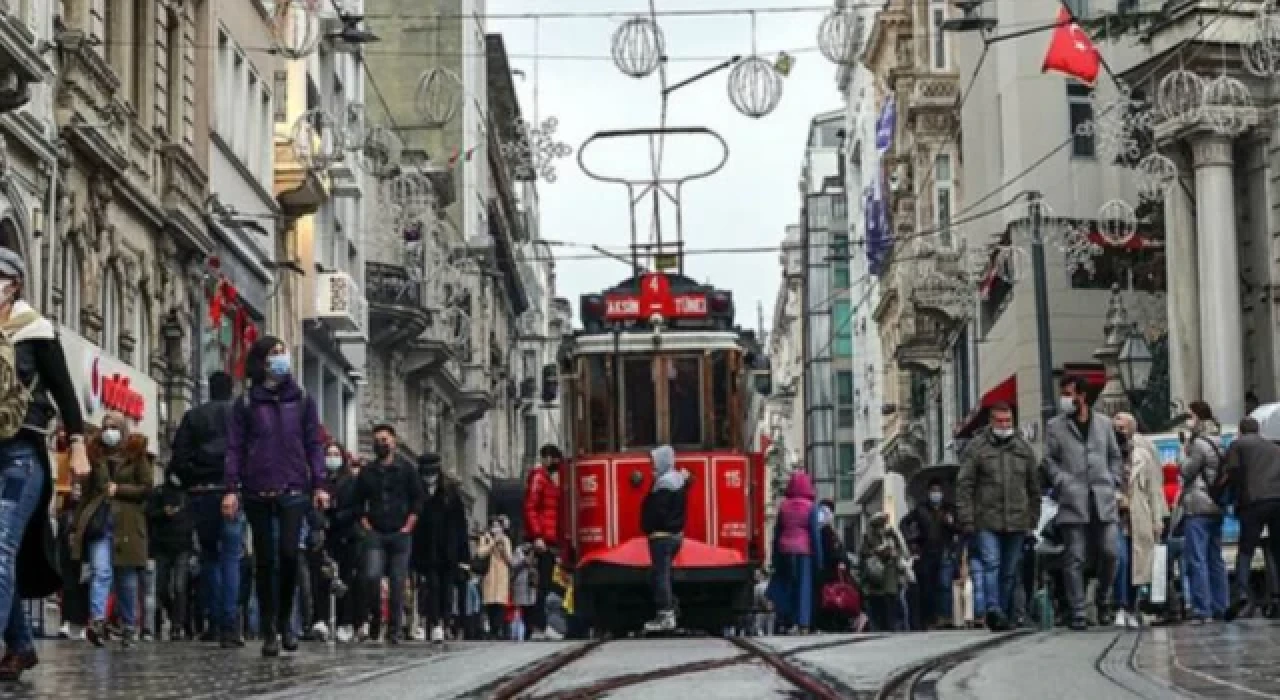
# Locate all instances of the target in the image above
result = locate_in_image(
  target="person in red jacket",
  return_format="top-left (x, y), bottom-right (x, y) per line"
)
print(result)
top-left (523, 444), bottom-right (563, 640)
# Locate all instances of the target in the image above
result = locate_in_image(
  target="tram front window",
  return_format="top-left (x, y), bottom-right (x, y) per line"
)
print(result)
top-left (623, 356), bottom-right (657, 447)
top-left (585, 355), bottom-right (614, 453)
top-left (668, 356), bottom-right (703, 447)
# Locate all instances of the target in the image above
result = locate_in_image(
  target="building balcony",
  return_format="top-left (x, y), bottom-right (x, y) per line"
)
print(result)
top-left (457, 363), bottom-right (493, 424)
top-left (314, 270), bottom-right (368, 340)
top-left (366, 262), bottom-right (429, 348)
top-left (0, 5), bottom-right (48, 112)
top-left (894, 311), bottom-right (948, 374)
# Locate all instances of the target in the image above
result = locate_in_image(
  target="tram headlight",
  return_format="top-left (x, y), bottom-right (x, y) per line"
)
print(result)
top-left (581, 295), bottom-right (606, 331)
top-left (709, 291), bottom-right (733, 329)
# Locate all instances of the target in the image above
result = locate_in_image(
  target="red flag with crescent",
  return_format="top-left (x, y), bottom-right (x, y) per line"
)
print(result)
top-left (1042, 6), bottom-right (1100, 86)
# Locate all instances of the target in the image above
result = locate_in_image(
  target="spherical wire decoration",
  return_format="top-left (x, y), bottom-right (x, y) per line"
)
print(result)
top-left (414, 67), bottom-right (463, 130)
top-left (818, 9), bottom-right (862, 65)
top-left (271, 0), bottom-right (322, 61)
top-left (1058, 224), bottom-right (1104, 277)
top-left (342, 103), bottom-right (369, 152)
top-left (1156, 69), bottom-right (1205, 123)
top-left (727, 56), bottom-right (784, 119)
top-left (375, 171), bottom-right (437, 239)
top-left (992, 245), bottom-right (1029, 285)
top-left (611, 16), bottom-right (665, 79)
top-left (1135, 153), bottom-right (1179, 202)
top-left (291, 108), bottom-right (345, 172)
top-left (360, 125), bottom-right (403, 179)
top-left (1242, 8), bottom-right (1280, 77)
top-left (1200, 74), bottom-right (1253, 136)
top-left (1096, 199), bottom-right (1139, 247)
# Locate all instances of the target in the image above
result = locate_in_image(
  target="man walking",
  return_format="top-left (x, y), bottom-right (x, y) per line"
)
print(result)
top-left (1044, 375), bottom-right (1123, 631)
top-left (1224, 417), bottom-right (1280, 620)
top-left (170, 371), bottom-right (244, 647)
top-left (901, 478), bottom-right (960, 630)
top-left (523, 444), bottom-right (563, 640)
top-left (413, 453), bottom-right (469, 643)
top-left (956, 402), bottom-right (1039, 632)
top-left (355, 425), bottom-right (424, 644)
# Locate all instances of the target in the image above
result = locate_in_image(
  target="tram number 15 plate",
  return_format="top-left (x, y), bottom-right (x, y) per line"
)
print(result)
top-left (724, 470), bottom-right (743, 489)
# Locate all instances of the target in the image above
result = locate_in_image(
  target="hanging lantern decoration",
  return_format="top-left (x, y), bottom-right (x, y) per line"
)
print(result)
top-left (291, 108), bottom-right (345, 172)
top-left (727, 56), bottom-right (784, 119)
top-left (1156, 69), bottom-right (1204, 124)
top-left (342, 103), bottom-right (369, 153)
top-left (271, 0), bottom-right (322, 61)
top-left (818, 9), bottom-right (862, 66)
top-left (1201, 74), bottom-right (1254, 137)
top-left (414, 67), bottom-right (463, 130)
top-left (361, 125), bottom-right (403, 179)
top-left (611, 16), bottom-right (665, 79)
top-left (1097, 199), bottom-right (1138, 247)
top-left (1135, 153), bottom-right (1178, 202)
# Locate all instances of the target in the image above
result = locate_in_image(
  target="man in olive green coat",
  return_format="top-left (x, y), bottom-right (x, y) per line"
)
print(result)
top-left (956, 402), bottom-right (1039, 631)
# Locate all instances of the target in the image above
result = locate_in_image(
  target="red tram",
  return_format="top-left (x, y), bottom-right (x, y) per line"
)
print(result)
top-left (556, 270), bottom-right (769, 634)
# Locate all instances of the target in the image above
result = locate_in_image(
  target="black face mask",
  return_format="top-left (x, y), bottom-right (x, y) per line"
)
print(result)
top-left (546, 461), bottom-right (560, 474)
top-left (374, 442), bottom-right (392, 459)
top-left (1116, 432), bottom-right (1131, 453)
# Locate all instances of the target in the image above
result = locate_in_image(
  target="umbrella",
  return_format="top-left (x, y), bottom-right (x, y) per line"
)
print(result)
top-left (1251, 402), bottom-right (1280, 441)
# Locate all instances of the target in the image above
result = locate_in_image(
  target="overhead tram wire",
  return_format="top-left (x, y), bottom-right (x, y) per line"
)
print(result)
top-left (361, 0), bottom-right (1024, 22)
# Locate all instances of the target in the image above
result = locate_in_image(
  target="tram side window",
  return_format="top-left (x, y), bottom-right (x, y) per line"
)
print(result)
top-left (711, 350), bottom-right (733, 448)
top-left (623, 356), bottom-right (657, 448)
top-left (668, 355), bottom-right (703, 448)
top-left (585, 355), bottom-right (614, 453)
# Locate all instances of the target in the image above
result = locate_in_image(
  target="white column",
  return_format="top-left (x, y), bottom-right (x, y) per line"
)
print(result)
top-left (1164, 150), bottom-right (1201, 406)
top-left (1192, 133), bottom-right (1245, 425)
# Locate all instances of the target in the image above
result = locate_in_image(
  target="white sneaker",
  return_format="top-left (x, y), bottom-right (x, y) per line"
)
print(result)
top-left (335, 625), bottom-right (353, 643)
top-left (643, 610), bottom-right (677, 633)
top-left (430, 624), bottom-right (444, 643)
top-left (412, 626), bottom-right (426, 641)
top-left (58, 622), bottom-right (71, 639)
top-left (545, 627), bottom-right (564, 640)
top-left (311, 621), bottom-right (329, 641)
top-left (1113, 611), bottom-right (1128, 627)
top-left (357, 623), bottom-right (370, 642)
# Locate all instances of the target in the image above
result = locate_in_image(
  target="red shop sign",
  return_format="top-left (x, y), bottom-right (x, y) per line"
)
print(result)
top-left (101, 373), bottom-right (145, 421)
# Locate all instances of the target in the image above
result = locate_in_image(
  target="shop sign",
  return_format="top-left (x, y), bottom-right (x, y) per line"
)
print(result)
top-left (57, 327), bottom-right (160, 450)
top-left (88, 357), bottom-right (145, 421)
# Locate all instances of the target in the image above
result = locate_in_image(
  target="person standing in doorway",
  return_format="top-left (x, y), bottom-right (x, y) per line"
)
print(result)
top-left (169, 370), bottom-right (243, 648)
top-left (956, 402), bottom-right (1039, 632)
top-left (641, 445), bottom-right (690, 632)
top-left (355, 425), bottom-right (423, 645)
top-left (1044, 375), bottom-right (1122, 631)
top-left (523, 444), bottom-right (563, 640)
top-left (223, 336), bottom-right (329, 657)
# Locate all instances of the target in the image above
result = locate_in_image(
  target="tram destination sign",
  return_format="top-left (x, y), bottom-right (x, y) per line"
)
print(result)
top-left (604, 273), bottom-right (709, 321)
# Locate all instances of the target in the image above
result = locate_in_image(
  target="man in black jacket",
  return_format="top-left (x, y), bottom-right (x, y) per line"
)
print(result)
top-left (355, 424), bottom-right (425, 644)
top-left (641, 445), bottom-right (691, 632)
top-left (1224, 417), bottom-right (1280, 620)
top-left (170, 371), bottom-right (243, 647)
top-left (412, 452), bottom-right (469, 643)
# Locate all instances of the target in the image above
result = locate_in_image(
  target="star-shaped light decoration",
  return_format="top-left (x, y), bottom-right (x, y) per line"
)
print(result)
top-left (501, 117), bottom-right (573, 183)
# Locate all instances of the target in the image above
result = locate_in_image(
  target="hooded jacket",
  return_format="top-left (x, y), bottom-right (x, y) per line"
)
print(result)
top-left (775, 472), bottom-right (818, 555)
top-left (523, 461), bottom-right (561, 543)
top-left (224, 377), bottom-right (327, 495)
top-left (641, 446), bottom-right (690, 536)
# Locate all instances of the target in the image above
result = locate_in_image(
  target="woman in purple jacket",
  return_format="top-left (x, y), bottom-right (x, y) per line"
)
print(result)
top-left (221, 336), bottom-right (329, 657)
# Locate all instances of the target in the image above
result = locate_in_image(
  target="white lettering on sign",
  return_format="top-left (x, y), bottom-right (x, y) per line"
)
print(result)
top-left (675, 295), bottom-right (706, 315)
top-left (606, 297), bottom-right (640, 318)
top-left (720, 522), bottom-right (748, 539)
top-left (581, 474), bottom-right (599, 493)
top-left (579, 527), bottom-right (604, 544)
top-left (649, 276), bottom-right (661, 292)
top-left (724, 470), bottom-right (743, 489)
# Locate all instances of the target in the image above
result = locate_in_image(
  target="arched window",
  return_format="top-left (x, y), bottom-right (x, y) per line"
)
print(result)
top-left (61, 243), bottom-right (81, 332)
top-left (134, 299), bottom-right (150, 371)
top-left (102, 266), bottom-right (122, 355)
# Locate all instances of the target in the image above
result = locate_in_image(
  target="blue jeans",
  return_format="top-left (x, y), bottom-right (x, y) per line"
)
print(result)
top-left (973, 531), bottom-right (1025, 617)
top-left (0, 441), bottom-right (45, 653)
top-left (1183, 516), bottom-right (1229, 618)
top-left (191, 491), bottom-right (244, 632)
top-left (87, 532), bottom-right (140, 628)
top-left (1114, 531), bottom-right (1131, 610)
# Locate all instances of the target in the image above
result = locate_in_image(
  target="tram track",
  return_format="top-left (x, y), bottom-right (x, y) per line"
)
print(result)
top-left (872, 630), bottom-right (1032, 700)
top-left (467, 634), bottom-right (879, 700)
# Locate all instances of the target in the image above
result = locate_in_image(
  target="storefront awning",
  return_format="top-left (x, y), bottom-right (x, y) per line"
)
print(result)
top-left (954, 374), bottom-right (1017, 439)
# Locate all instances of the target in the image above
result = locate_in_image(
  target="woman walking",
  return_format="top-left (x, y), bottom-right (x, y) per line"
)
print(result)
top-left (0, 249), bottom-right (86, 679)
top-left (72, 412), bottom-right (153, 648)
top-left (1179, 400), bottom-right (1229, 623)
top-left (223, 336), bottom-right (329, 656)
top-left (1114, 413), bottom-right (1167, 627)
top-left (767, 471), bottom-right (823, 633)
top-left (477, 518), bottom-right (513, 639)
top-left (326, 442), bottom-right (365, 643)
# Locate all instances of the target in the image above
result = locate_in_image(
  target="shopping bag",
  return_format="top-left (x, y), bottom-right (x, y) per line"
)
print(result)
top-left (820, 572), bottom-right (861, 617)
top-left (1150, 544), bottom-right (1168, 604)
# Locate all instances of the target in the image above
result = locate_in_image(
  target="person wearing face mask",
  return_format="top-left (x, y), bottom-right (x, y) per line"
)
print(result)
top-left (223, 336), bottom-right (330, 657)
top-left (354, 424), bottom-right (424, 644)
top-left (1113, 413), bottom-right (1167, 628)
top-left (1044, 375), bottom-right (1123, 631)
top-left (306, 441), bottom-right (352, 642)
top-left (1178, 400), bottom-right (1229, 623)
top-left (324, 443), bottom-right (364, 643)
top-left (412, 452), bottom-right (469, 643)
top-left (900, 479), bottom-right (959, 630)
top-left (477, 518), bottom-right (513, 639)
top-left (71, 412), bottom-right (154, 649)
top-left (523, 444), bottom-right (564, 640)
top-left (956, 402), bottom-right (1039, 632)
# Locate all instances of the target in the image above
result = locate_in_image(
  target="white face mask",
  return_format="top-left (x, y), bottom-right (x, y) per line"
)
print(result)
top-left (993, 427), bottom-right (1014, 439)
top-left (0, 279), bottom-right (16, 303)
top-left (101, 428), bottom-right (122, 447)
top-left (325, 455), bottom-right (344, 470)
top-left (928, 492), bottom-right (943, 505)
top-left (1059, 397), bottom-right (1077, 415)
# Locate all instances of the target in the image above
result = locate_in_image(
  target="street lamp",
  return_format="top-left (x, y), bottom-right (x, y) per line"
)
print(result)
top-left (1118, 324), bottom-right (1154, 396)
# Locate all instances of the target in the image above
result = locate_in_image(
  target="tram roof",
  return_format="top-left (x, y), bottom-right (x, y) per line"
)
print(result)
top-left (569, 330), bottom-right (745, 355)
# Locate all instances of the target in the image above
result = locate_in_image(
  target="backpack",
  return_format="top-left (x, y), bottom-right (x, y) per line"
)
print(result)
top-left (1193, 435), bottom-right (1234, 509)
top-left (0, 330), bottom-right (31, 440)
top-left (193, 401), bottom-right (230, 468)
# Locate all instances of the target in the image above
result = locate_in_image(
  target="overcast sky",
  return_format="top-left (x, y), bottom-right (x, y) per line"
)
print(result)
top-left (491, 0), bottom-right (844, 331)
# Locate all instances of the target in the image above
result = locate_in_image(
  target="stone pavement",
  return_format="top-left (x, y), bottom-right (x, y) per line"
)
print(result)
top-left (1136, 619), bottom-right (1280, 698)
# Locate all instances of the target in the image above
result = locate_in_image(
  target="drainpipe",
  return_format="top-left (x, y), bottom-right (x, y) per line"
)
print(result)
top-left (40, 122), bottom-right (57, 315)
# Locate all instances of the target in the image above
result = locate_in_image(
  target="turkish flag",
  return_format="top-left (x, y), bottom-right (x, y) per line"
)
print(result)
top-left (1041, 6), bottom-right (1100, 86)
top-left (637, 273), bottom-right (674, 317)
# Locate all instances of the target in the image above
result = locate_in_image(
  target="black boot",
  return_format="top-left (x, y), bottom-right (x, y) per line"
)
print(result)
top-left (281, 622), bottom-right (299, 652)
top-left (221, 619), bottom-right (245, 649)
top-left (261, 624), bottom-right (280, 658)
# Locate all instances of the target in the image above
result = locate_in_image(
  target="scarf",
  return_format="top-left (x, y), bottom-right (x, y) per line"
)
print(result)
top-left (1, 300), bottom-right (47, 341)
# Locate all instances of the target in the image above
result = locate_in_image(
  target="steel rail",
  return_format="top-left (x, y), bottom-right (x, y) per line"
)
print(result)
top-left (873, 630), bottom-right (1033, 700)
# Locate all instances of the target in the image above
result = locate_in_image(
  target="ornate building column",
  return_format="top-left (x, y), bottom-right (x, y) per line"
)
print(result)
top-left (1192, 132), bottom-right (1245, 424)
top-left (1163, 149), bottom-right (1200, 408)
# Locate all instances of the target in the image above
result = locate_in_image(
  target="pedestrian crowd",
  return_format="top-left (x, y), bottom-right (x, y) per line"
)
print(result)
top-left (752, 374), bottom-right (1280, 636)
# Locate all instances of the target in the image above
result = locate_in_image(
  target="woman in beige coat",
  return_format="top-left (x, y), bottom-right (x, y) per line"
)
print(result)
top-left (477, 519), bottom-right (513, 638)
top-left (1116, 413), bottom-right (1168, 626)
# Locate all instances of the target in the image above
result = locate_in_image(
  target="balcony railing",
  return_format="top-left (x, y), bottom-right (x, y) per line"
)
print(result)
top-left (366, 262), bottom-right (422, 307)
